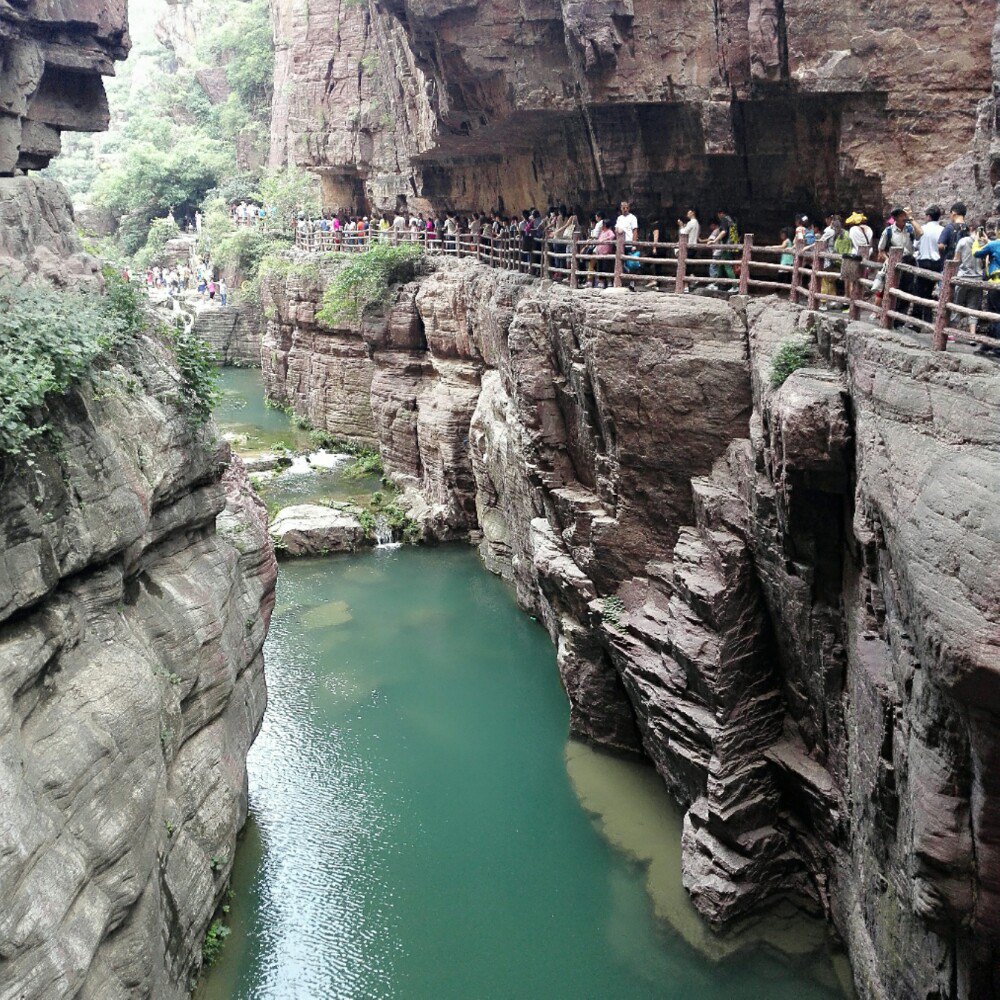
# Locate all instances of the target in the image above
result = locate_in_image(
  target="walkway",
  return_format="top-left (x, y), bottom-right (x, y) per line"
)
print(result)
top-left (293, 228), bottom-right (1000, 355)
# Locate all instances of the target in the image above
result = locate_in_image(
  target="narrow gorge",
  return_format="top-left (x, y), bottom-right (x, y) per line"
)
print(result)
top-left (2, 1), bottom-right (999, 999)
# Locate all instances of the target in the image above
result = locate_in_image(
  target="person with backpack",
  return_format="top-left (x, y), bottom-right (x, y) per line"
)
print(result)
top-left (951, 225), bottom-right (987, 340)
top-left (877, 207), bottom-right (923, 323)
top-left (938, 202), bottom-right (969, 263)
top-left (914, 205), bottom-right (944, 322)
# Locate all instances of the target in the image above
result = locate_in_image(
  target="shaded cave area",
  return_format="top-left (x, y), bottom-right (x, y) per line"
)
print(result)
top-left (367, 93), bottom-right (884, 238)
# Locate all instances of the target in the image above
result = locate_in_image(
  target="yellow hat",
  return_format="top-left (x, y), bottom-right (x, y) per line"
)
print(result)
top-left (845, 211), bottom-right (867, 225)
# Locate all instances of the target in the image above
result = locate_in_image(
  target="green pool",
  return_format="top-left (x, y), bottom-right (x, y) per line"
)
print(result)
top-left (195, 546), bottom-right (851, 1000)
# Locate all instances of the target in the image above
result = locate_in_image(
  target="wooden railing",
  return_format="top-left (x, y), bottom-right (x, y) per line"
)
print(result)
top-left (291, 228), bottom-right (1000, 352)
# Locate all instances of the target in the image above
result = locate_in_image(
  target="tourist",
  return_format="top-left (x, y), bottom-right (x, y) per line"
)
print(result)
top-left (877, 207), bottom-right (922, 322)
top-left (591, 215), bottom-right (616, 288)
top-left (677, 209), bottom-right (700, 248)
top-left (972, 231), bottom-right (1000, 350)
top-left (444, 213), bottom-right (458, 253)
top-left (778, 228), bottom-right (794, 278)
top-left (709, 210), bottom-right (738, 287)
top-left (219, 279), bottom-right (228, 307)
top-left (818, 215), bottom-right (846, 309)
top-left (390, 211), bottom-right (405, 245)
top-left (915, 205), bottom-right (944, 322)
top-left (615, 200), bottom-right (638, 250)
top-left (951, 225), bottom-right (987, 339)
top-left (846, 212), bottom-right (873, 255)
top-left (938, 202), bottom-right (969, 262)
top-left (208, 278), bottom-right (217, 301)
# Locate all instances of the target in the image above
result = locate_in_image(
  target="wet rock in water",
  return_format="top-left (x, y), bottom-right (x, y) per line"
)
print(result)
top-left (270, 503), bottom-right (370, 555)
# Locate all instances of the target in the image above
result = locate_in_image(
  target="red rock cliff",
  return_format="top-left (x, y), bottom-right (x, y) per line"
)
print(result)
top-left (268, 0), bottom-right (998, 229)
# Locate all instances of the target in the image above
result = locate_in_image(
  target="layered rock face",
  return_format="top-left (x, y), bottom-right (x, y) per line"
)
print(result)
top-left (0, 0), bottom-right (128, 173)
top-left (264, 256), bottom-right (1000, 998)
top-left (0, 179), bottom-right (278, 999)
top-left (0, 175), bottom-right (102, 287)
top-left (261, 262), bottom-right (379, 445)
top-left (269, 0), bottom-right (998, 228)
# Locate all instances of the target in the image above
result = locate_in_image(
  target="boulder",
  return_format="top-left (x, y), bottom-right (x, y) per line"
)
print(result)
top-left (269, 503), bottom-right (370, 555)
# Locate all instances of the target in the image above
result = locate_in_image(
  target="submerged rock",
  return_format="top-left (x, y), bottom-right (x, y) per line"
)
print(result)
top-left (270, 502), bottom-right (370, 555)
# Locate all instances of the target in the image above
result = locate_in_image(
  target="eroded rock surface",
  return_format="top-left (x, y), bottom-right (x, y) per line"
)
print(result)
top-left (269, 0), bottom-right (999, 228)
top-left (270, 502), bottom-right (369, 555)
top-left (265, 256), bottom-right (1000, 998)
top-left (0, 178), bottom-right (277, 1000)
top-left (0, 0), bottom-right (128, 173)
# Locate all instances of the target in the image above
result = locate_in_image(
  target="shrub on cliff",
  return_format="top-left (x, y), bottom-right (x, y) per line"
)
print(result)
top-left (0, 277), bottom-right (143, 461)
top-left (769, 339), bottom-right (812, 388)
top-left (133, 218), bottom-right (182, 271)
top-left (317, 244), bottom-right (423, 324)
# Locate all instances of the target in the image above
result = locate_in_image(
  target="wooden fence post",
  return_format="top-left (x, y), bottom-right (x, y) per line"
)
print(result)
top-left (880, 247), bottom-right (903, 328)
top-left (807, 240), bottom-right (822, 310)
top-left (570, 239), bottom-right (579, 290)
top-left (675, 234), bottom-right (688, 293)
top-left (933, 259), bottom-right (958, 350)
top-left (739, 234), bottom-right (753, 294)
top-left (614, 232), bottom-right (625, 288)
top-left (542, 236), bottom-right (550, 280)
top-left (790, 237), bottom-right (805, 303)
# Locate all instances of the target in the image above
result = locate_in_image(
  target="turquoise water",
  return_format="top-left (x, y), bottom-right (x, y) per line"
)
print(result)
top-left (215, 367), bottom-right (316, 454)
top-left (196, 547), bottom-right (850, 1000)
top-left (214, 367), bottom-right (381, 507)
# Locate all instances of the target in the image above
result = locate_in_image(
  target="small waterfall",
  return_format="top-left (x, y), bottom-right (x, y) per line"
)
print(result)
top-left (373, 514), bottom-right (400, 549)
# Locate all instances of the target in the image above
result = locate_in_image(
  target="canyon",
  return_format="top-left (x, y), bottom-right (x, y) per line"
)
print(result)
top-left (1, 5), bottom-right (277, 997)
top-left (261, 254), bottom-right (1000, 998)
top-left (2, 0), bottom-right (1000, 996)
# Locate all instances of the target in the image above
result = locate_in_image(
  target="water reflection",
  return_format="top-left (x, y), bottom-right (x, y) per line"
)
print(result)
top-left (196, 549), bottom-right (852, 1000)
top-left (565, 740), bottom-right (854, 995)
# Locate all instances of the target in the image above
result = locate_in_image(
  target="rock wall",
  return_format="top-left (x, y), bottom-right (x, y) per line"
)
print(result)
top-left (192, 303), bottom-right (262, 367)
top-left (0, 178), bottom-right (277, 999)
top-left (268, 0), bottom-right (999, 229)
top-left (0, 0), bottom-right (128, 174)
top-left (264, 256), bottom-right (1000, 998)
top-left (261, 260), bottom-right (379, 445)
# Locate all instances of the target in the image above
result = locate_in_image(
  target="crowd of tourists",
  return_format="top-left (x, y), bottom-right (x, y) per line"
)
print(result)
top-left (239, 195), bottom-right (1000, 350)
top-left (144, 262), bottom-right (227, 305)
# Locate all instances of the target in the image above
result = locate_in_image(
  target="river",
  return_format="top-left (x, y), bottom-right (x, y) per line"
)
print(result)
top-left (200, 368), bottom-right (852, 999)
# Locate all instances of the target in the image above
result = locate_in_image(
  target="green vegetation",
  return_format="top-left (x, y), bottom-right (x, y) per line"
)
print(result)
top-left (317, 244), bottom-right (423, 324)
top-left (0, 274), bottom-right (145, 461)
top-left (601, 595), bottom-right (626, 632)
top-left (357, 489), bottom-right (421, 544)
top-left (50, 0), bottom-right (279, 261)
top-left (343, 447), bottom-right (383, 479)
top-left (133, 217), bottom-right (182, 270)
top-left (202, 917), bottom-right (231, 967)
top-left (769, 339), bottom-right (812, 388)
top-left (168, 327), bottom-right (221, 423)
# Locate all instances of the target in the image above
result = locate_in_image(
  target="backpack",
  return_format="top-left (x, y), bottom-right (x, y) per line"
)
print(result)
top-left (833, 230), bottom-right (853, 255)
top-left (941, 220), bottom-right (969, 260)
top-left (624, 249), bottom-right (641, 273)
top-left (728, 219), bottom-right (739, 244)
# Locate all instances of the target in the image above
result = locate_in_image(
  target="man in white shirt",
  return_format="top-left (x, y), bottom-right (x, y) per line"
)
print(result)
top-left (915, 205), bottom-right (944, 322)
top-left (615, 201), bottom-right (638, 246)
top-left (677, 209), bottom-right (700, 246)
